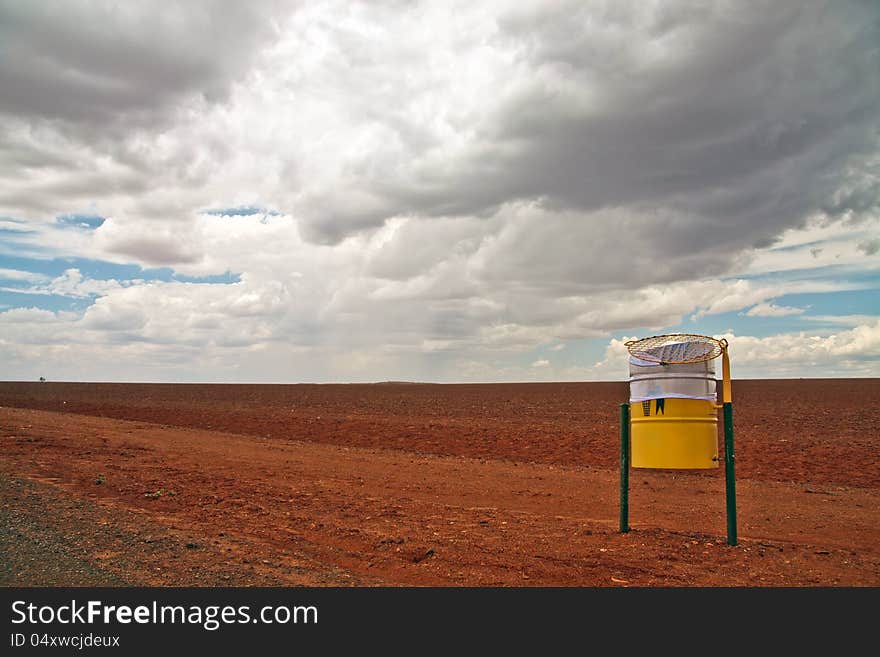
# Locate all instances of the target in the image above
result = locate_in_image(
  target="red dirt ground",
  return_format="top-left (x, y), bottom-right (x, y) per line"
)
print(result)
top-left (1, 379), bottom-right (878, 586)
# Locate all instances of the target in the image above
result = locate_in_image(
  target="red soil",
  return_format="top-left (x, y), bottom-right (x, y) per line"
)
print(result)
top-left (1, 379), bottom-right (878, 586)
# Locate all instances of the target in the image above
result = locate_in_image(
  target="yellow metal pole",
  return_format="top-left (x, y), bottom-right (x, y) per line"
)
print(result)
top-left (721, 343), bottom-right (732, 404)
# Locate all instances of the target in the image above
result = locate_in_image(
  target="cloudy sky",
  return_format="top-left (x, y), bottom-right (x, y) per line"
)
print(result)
top-left (1, 0), bottom-right (878, 383)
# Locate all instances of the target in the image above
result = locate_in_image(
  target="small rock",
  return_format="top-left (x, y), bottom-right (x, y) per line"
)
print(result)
top-left (413, 548), bottom-right (435, 563)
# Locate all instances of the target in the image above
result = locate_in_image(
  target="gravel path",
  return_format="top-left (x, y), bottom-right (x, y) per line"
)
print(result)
top-left (1, 471), bottom-right (359, 586)
top-left (1, 473), bottom-right (132, 586)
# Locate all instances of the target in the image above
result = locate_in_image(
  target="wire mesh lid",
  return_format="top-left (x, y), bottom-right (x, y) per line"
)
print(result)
top-left (625, 333), bottom-right (727, 365)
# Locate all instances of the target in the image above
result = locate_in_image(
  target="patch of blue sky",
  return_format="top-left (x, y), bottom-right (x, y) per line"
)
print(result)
top-left (0, 254), bottom-right (240, 286)
top-left (737, 262), bottom-right (880, 283)
top-left (0, 254), bottom-right (240, 321)
top-left (661, 287), bottom-right (879, 339)
top-left (202, 205), bottom-right (281, 217)
top-left (778, 288), bottom-right (878, 315)
top-left (55, 213), bottom-right (105, 229)
top-left (671, 310), bottom-right (801, 338)
top-left (0, 289), bottom-right (94, 313)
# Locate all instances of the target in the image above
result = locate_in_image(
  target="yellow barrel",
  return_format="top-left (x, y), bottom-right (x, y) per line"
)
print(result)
top-left (631, 398), bottom-right (718, 469)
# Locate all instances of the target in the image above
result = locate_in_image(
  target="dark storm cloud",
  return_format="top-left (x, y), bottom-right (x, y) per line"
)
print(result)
top-left (0, 0), bottom-right (285, 231)
top-left (0, 0), bottom-right (280, 128)
top-left (1, 0), bottom-right (877, 295)
top-left (300, 0), bottom-right (880, 285)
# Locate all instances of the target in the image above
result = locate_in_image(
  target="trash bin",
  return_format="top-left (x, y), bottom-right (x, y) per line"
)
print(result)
top-left (628, 350), bottom-right (719, 469)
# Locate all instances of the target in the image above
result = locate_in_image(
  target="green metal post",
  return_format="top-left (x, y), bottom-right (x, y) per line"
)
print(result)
top-left (723, 402), bottom-right (738, 546)
top-left (620, 403), bottom-right (630, 533)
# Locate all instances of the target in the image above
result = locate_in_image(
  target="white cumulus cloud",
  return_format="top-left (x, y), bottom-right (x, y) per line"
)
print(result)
top-left (744, 303), bottom-right (806, 317)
